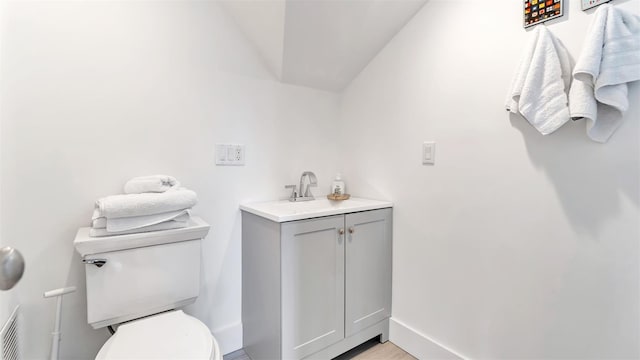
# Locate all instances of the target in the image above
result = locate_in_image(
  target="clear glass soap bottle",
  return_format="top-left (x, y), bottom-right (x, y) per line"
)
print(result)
top-left (331, 173), bottom-right (345, 195)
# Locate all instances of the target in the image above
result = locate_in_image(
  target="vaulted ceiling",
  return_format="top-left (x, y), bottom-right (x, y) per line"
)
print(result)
top-left (220, 0), bottom-right (427, 92)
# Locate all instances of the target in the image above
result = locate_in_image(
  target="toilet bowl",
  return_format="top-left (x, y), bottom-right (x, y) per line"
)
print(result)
top-left (96, 310), bottom-right (221, 360)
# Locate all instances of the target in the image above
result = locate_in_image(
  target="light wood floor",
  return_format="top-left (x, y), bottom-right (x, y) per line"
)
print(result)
top-left (333, 339), bottom-right (416, 360)
top-left (224, 338), bottom-right (416, 360)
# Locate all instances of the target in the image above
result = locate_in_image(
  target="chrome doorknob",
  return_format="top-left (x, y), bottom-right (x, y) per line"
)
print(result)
top-left (0, 247), bottom-right (25, 291)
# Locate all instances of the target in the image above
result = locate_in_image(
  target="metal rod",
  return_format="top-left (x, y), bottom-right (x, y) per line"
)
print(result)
top-left (44, 286), bottom-right (76, 360)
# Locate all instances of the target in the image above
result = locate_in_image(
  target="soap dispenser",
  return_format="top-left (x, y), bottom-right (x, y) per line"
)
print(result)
top-left (331, 173), bottom-right (345, 195)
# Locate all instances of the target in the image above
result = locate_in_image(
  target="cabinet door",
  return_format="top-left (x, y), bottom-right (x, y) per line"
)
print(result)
top-left (345, 208), bottom-right (392, 337)
top-left (281, 215), bottom-right (345, 359)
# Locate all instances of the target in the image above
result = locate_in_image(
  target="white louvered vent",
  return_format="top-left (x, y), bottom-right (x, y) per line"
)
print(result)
top-left (0, 306), bottom-right (20, 360)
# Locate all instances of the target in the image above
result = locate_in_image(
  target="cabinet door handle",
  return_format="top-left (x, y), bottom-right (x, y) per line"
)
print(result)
top-left (348, 227), bottom-right (354, 234)
top-left (338, 228), bottom-right (345, 235)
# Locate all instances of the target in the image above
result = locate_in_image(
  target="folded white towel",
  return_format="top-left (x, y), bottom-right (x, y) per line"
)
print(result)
top-left (94, 188), bottom-right (198, 219)
top-left (124, 175), bottom-right (180, 194)
top-left (89, 219), bottom-right (189, 237)
top-left (506, 26), bottom-right (573, 135)
top-left (569, 4), bottom-right (640, 142)
top-left (92, 209), bottom-right (191, 232)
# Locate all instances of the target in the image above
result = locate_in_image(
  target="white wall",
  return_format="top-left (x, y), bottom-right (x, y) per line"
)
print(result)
top-left (0, 1), bottom-right (339, 358)
top-left (0, 0), bottom-right (5, 329)
top-left (0, 0), bottom-right (19, 343)
top-left (340, 0), bottom-right (640, 358)
top-left (2, 0), bottom-right (638, 359)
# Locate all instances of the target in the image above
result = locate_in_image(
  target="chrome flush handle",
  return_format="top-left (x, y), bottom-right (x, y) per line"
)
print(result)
top-left (82, 258), bottom-right (107, 268)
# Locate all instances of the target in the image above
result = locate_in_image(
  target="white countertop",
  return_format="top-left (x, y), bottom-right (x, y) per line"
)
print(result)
top-left (240, 197), bottom-right (393, 222)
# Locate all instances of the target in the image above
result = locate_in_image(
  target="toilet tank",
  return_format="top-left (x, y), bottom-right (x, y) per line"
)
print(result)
top-left (73, 217), bottom-right (210, 329)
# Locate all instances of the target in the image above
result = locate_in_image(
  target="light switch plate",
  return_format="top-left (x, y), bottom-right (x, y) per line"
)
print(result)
top-left (422, 142), bottom-right (435, 165)
top-left (216, 144), bottom-right (245, 166)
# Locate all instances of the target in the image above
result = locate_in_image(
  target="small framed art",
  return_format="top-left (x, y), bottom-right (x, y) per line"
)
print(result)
top-left (524, 0), bottom-right (563, 28)
top-left (581, 0), bottom-right (611, 11)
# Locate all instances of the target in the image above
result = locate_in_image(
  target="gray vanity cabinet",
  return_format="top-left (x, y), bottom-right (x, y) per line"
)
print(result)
top-left (344, 209), bottom-right (392, 338)
top-left (242, 207), bottom-right (392, 360)
top-left (281, 215), bottom-right (345, 359)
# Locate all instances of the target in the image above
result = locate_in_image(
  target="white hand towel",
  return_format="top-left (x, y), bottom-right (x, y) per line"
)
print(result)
top-left (569, 4), bottom-right (640, 142)
top-left (95, 188), bottom-right (197, 219)
top-left (506, 26), bottom-right (573, 135)
top-left (89, 219), bottom-right (189, 237)
top-left (124, 175), bottom-right (180, 194)
top-left (92, 209), bottom-right (191, 232)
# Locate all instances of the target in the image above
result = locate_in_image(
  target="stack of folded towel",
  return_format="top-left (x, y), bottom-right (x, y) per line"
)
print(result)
top-left (90, 175), bottom-right (197, 237)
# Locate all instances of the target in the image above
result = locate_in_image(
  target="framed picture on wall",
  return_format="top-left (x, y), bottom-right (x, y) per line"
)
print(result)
top-left (581, 0), bottom-right (611, 10)
top-left (524, 0), bottom-right (563, 28)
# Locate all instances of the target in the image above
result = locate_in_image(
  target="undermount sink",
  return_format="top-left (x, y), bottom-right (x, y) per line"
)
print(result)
top-left (240, 197), bottom-right (393, 222)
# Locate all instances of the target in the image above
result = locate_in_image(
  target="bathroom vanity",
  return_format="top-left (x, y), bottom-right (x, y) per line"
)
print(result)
top-left (240, 198), bottom-right (392, 360)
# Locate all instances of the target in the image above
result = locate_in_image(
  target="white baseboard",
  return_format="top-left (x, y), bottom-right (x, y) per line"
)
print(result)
top-left (212, 321), bottom-right (243, 355)
top-left (216, 318), bottom-right (465, 358)
top-left (390, 318), bottom-right (467, 360)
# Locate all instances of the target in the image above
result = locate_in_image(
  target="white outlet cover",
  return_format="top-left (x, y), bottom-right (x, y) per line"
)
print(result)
top-left (216, 144), bottom-right (245, 166)
top-left (422, 142), bottom-right (435, 165)
top-left (234, 145), bottom-right (245, 165)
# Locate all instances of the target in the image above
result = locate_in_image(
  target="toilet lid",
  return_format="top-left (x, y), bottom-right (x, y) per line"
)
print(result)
top-left (96, 310), bottom-right (216, 360)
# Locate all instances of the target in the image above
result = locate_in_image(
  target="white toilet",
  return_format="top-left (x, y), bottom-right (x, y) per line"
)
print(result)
top-left (74, 217), bottom-right (221, 360)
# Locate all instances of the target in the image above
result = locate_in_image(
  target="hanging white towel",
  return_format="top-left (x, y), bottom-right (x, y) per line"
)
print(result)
top-left (92, 209), bottom-right (191, 232)
top-left (124, 175), bottom-right (180, 194)
top-left (89, 219), bottom-right (189, 237)
top-left (569, 4), bottom-right (640, 142)
top-left (506, 26), bottom-right (573, 135)
top-left (94, 188), bottom-right (198, 219)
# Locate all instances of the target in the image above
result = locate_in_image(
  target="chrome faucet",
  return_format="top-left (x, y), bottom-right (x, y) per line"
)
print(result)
top-left (299, 171), bottom-right (317, 198)
top-left (285, 171), bottom-right (318, 202)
